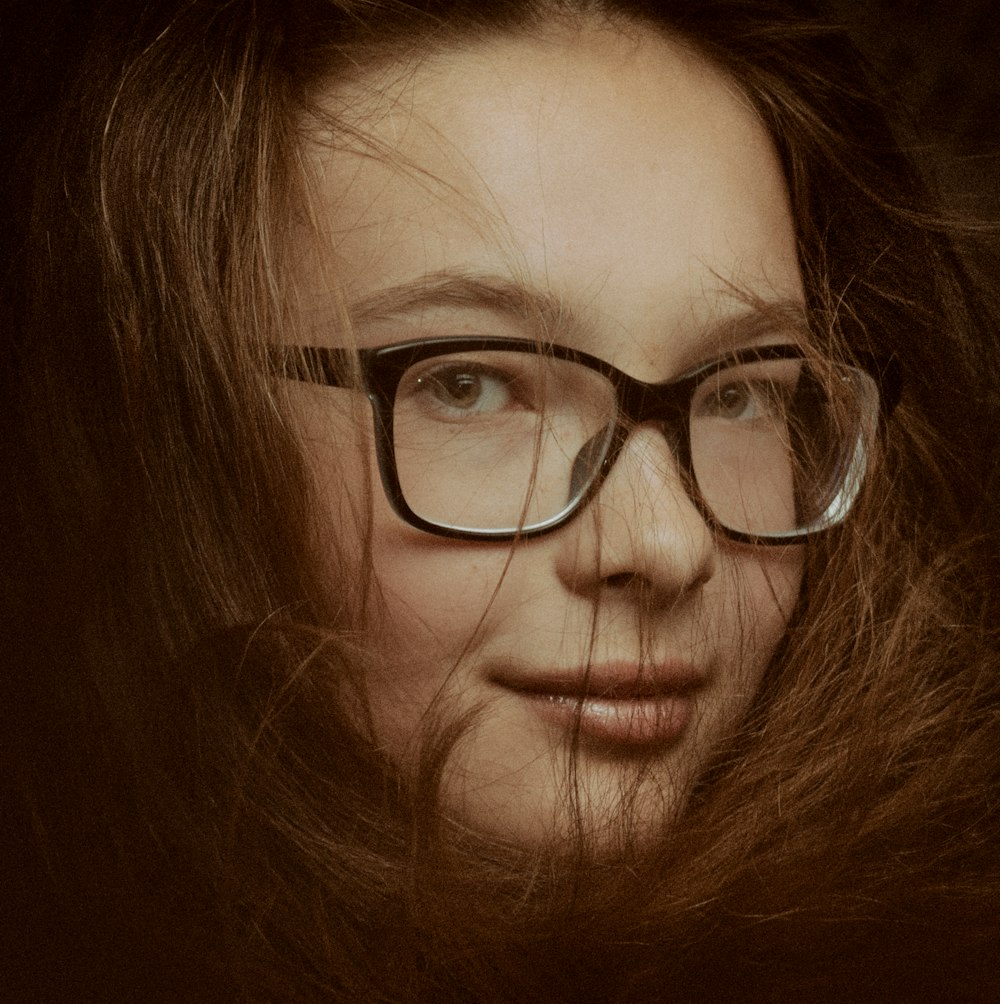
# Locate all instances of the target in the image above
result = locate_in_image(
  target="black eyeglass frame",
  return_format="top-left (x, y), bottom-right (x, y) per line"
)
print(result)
top-left (283, 336), bottom-right (901, 544)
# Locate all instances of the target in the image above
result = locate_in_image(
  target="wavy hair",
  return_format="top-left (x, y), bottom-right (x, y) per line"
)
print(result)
top-left (3, 1), bottom-right (998, 999)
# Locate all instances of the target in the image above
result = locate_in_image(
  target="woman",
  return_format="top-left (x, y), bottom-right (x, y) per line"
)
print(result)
top-left (3, 0), bottom-right (998, 999)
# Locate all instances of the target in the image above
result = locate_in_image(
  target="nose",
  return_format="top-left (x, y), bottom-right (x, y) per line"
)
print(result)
top-left (554, 424), bottom-right (716, 601)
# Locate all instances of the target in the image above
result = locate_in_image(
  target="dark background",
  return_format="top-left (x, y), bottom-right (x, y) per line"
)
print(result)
top-left (833, 0), bottom-right (1000, 269)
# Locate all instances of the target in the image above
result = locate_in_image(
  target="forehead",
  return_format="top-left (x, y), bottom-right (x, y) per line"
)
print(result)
top-left (297, 22), bottom-right (802, 369)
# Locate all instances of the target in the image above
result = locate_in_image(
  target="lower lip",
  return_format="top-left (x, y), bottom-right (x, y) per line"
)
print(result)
top-left (526, 692), bottom-right (693, 748)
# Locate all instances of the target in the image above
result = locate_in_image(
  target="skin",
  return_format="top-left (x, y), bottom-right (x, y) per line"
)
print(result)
top-left (290, 21), bottom-right (805, 847)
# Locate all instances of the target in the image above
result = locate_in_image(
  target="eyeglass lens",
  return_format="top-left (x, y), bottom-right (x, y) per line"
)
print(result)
top-left (389, 349), bottom-right (879, 539)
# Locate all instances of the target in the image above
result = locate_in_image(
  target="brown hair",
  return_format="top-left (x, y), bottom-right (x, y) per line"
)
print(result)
top-left (3, 1), bottom-right (998, 999)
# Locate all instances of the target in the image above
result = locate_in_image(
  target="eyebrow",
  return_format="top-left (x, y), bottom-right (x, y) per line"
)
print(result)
top-left (349, 270), bottom-right (565, 326)
top-left (346, 269), bottom-right (809, 352)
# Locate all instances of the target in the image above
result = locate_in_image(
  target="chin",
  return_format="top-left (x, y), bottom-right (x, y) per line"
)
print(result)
top-left (438, 742), bottom-right (699, 854)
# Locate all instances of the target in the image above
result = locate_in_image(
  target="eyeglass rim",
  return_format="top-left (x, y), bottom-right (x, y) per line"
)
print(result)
top-left (281, 336), bottom-right (901, 544)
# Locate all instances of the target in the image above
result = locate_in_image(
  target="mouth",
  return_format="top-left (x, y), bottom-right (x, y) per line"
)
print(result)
top-left (494, 662), bottom-right (703, 750)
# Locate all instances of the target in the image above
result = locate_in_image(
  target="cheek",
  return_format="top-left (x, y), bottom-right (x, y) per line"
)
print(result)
top-left (356, 545), bottom-right (500, 747)
top-left (370, 544), bottom-right (506, 646)
top-left (293, 385), bottom-right (510, 615)
top-left (675, 549), bottom-right (802, 774)
top-left (716, 545), bottom-right (803, 680)
top-left (291, 387), bottom-right (517, 730)
top-left (289, 386), bottom-right (381, 612)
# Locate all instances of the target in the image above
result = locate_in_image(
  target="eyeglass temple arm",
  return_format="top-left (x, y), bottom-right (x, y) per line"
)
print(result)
top-left (278, 346), bottom-right (356, 387)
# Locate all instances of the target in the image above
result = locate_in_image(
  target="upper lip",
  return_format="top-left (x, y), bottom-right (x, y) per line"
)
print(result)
top-left (492, 660), bottom-right (705, 700)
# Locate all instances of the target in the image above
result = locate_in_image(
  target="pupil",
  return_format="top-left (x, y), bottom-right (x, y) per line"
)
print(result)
top-left (719, 386), bottom-right (748, 416)
top-left (438, 371), bottom-right (480, 406)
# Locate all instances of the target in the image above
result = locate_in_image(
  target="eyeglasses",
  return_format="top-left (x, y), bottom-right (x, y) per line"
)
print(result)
top-left (283, 337), bottom-right (900, 543)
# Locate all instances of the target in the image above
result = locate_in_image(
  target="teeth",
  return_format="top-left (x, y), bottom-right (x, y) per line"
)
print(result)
top-left (543, 695), bottom-right (659, 718)
top-left (577, 700), bottom-right (620, 719)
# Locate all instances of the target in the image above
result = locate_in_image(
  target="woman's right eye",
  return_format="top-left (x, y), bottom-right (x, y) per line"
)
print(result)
top-left (408, 363), bottom-right (519, 417)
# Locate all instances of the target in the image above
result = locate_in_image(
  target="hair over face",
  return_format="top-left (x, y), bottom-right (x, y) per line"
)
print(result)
top-left (2, 0), bottom-right (998, 999)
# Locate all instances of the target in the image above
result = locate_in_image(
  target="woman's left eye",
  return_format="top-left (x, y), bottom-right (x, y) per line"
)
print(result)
top-left (696, 380), bottom-right (773, 421)
top-left (711, 382), bottom-right (763, 420)
top-left (693, 360), bottom-right (798, 423)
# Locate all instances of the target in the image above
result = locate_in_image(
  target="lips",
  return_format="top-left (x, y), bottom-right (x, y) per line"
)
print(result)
top-left (494, 661), bottom-right (703, 749)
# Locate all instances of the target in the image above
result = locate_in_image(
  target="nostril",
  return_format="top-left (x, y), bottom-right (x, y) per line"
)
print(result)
top-left (602, 571), bottom-right (643, 590)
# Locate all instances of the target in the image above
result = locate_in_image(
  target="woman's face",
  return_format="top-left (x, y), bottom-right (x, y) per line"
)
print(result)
top-left (291, 23), bottom-right (805, 846)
